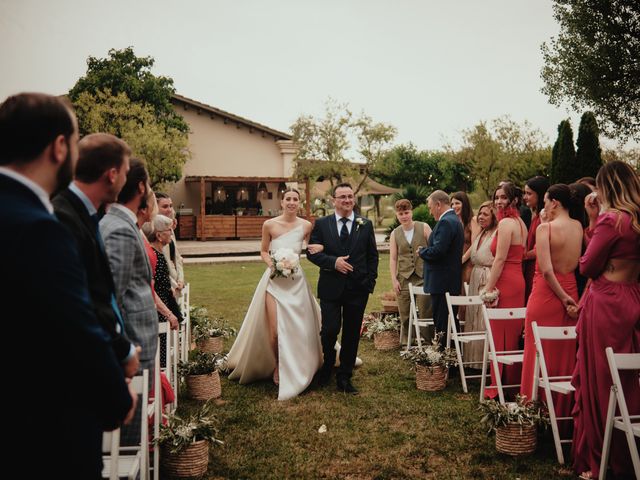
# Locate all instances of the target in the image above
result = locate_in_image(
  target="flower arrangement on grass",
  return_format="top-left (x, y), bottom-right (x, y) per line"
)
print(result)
top-left (179, 350), bottom-right (228, 400)
top-left (400, 333), bottom-right (457, 372)
top-left (364, 314), bottom-right (401, 350)
top-left (191, 306), bottom-right (236, 354)
top-left (479, 394), bottom-right (549, 434)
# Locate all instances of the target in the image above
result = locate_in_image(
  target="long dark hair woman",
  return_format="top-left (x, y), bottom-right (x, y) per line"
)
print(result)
top-left (522, 176), bottom-right (549, 303)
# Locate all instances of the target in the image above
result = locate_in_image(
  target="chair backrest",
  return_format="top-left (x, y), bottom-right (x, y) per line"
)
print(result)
top-left (408, 283), bottom-right (430, 319)
top-left (533, 324), bottom-right (577, 341)
top-left (445, 293), bottom-right (484, 341)
top-left (482, 306), bottom-right (526, 355)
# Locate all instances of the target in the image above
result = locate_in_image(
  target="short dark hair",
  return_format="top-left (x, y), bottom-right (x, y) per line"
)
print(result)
top-left (117, 158), bottom-right (148, 204)
top-left (394, 199), bottom-right (412, 211)
top-left (75, 133), bottom-right (131, 183)
top-left (0, 93), bottom-right (75, 166)
top-left (332, 182), bottom-right (353, 196)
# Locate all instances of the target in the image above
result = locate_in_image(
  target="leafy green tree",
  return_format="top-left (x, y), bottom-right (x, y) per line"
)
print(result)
top-left (551, 120), bottom-right (578, 184)
top-left (69, 47), bottom-right (188, 133)
top-left (541, 0), bottom-right (640, 141)
top-left (73, 90), bottom-right (189, 187)
top-left (575, 111), bottom-right (603, 180)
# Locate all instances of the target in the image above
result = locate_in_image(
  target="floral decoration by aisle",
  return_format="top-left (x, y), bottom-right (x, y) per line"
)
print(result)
top-left (156, 401), bottom-right (224, 454)
top-left (479, 394), bottom-right (549, 434)
top-left (363, 314), bottom-right (401, 338)
top-left (193, 313), bottom-right (237, 342)
top-left (400, 333), bottom-right (458, 373)
top-left (270, 247), bottom-right (300, 279)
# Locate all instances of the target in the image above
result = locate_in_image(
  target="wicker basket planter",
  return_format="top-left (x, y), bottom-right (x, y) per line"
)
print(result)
top-left (197, 336), bottom-right (224, 354)
top-left (381, 299), bottom-right (399, 313)
top-left (415, 364), bottom-right (448, 391)
top-left (161, 440), bottom-right (209, 478)
top-left (186, 371), bottom-right (222, 400)
top-left (495, 423), bottom-right (537, 456)
top-left (373, 330), bottom-right (400, 350)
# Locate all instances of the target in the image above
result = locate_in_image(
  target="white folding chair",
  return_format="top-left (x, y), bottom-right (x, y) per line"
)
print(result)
top-left (445, 293), bottom-right (488, 393)
top-left (600, 347), bottom-right (640, 479)
top-left (407, 283), bottom-right (434, 350)
top-left (179, 283), bottom-right (191, 363)
top-left (530, 322), bottom-right (577, 464)
top-left (102, 369), bottom-right (149, 480)
top-left (480, 306), bottom-right (526, 404)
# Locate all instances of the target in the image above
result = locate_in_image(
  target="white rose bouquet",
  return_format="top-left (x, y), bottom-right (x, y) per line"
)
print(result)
top-left (270, 247), bottom-right (300, 279)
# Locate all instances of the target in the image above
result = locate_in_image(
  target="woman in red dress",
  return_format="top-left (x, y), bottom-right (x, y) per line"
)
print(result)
top-left (520, 184), bottom-right (583, 424)
top-left (482, 182), bottom-right (528, 399)
top-left (572, 161), bottom-right (640, 480)
top-left (522, 176), bottom-right (549, 304)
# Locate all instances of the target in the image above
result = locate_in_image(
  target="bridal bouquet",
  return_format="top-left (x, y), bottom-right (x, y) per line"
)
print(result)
top-left (270, 247), bottom-right (300, 279)
top-left (479, 287), bottom-right (500, 307)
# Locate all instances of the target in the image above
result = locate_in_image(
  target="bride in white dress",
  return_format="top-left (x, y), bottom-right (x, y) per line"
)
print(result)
top-left (227, 188), bottom-right (324, 400)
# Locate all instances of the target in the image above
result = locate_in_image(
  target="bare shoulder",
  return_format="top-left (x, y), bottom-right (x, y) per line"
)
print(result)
top-left (300, 218), bottom-right (312, 233)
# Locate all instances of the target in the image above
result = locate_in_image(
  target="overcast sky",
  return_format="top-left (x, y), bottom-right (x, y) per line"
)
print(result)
top-left (2, 0), bottom-right (616, 150)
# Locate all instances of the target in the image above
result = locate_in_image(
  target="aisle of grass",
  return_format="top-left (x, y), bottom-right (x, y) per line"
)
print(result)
top-left (183, 255), bottom-right (570, 479)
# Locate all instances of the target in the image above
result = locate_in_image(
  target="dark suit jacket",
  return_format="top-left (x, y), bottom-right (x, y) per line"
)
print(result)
top-left (0, 174), bottom-right (132, 478)
top-left (419, 210), bottom-right (464, 295)
top-left (53, 188), bottom-right (133, 363)
top-left (307, 214), bottom-right (379, 301)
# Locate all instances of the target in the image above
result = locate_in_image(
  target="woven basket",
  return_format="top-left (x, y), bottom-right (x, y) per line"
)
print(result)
top-left (415, 364), bottom-right (448, 391)
top-left (161, 440), bottom-right (209, 478)
top-left (186, 371), bottom-right (221, 400)
top-left (381, 300), bottom-right (399, 313)
top-left (373, 331), bottom-right (400, 350)
top-left (495, 423), bottom-right (537, 456)
top-left (197, 336), bottom-right (224, 354)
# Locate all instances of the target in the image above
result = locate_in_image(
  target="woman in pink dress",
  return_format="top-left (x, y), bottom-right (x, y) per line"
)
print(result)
top-left (520, 185), bottom-right (583, 426)
top-left (522, 176), bottom-right (549, 304)
top-left (482, 182), bottom-right (528, 400)
top-left (572, 161), bottom-right (640, 480)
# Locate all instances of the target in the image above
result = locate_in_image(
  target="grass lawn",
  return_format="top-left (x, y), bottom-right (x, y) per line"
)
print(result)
top-left (182, 255), bottom-right (572, 479)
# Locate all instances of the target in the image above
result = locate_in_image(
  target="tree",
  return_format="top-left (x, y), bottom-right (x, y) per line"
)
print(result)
top-left (454, 117), bottom-right (551, 197)
top-left (541, 0), bottom-right (640, 141)
top-left (69, 47), bottom-right (188, 133)
top-left (575, 111), bottom-right (603, 179)
top-left (73, 90), bottom-right (189, 187)
top-left (550, 120), bottom-right (577, 184)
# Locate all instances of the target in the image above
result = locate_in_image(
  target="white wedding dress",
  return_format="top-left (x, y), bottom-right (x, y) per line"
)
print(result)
top-left (227, 225), bottom-right (323, 400)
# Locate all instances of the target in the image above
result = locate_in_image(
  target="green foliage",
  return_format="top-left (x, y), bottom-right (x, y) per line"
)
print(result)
top-left (363, 314), bottom-right (400, 338)
top-left (576, 111), bottom-right (603, 179)
top-left (541, 0), bottom-right (640, 141)
top-left (454, 117), bottom-right (551, 198)
top-left (69, 46), bottom-right (188, 133)
top-left (400, 334), bottom-right (457, 370)
top-left (156, 402), bottom-right (223, 454)
top-left (391, 184), bottom-right (431, 209)
top-left (190, 305), bottom-right (236, 341)
top-left (411, 204), bottom-right (435, 226)
top-left (72, 90), bottom-right (189, 187)
top-left (550, 119), bottom-right (577, 184)
top-left (178, 350), bottom-right (227, 376)
top-left (479, 395), bottom-right (550, 434)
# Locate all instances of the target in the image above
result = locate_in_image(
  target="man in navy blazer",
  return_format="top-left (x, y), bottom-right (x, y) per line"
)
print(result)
top-left (419, 190), bottom-right (464, 347)
top-left (0, 93), bottom-right (134, 478)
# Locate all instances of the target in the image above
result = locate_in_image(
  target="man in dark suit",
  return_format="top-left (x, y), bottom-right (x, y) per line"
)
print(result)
top-left (419, 190), bottom-right (464, 348)
top-left (0, 93), bottom-right (135, 478)
top-left (53, 133), bottom-right (140, 378)
top-left (308, 183), bottom-right (379, 394)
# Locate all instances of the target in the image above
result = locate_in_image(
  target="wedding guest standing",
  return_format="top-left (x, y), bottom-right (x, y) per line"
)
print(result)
top-left (451, 191), bottom-right (476, 288)
top-left (389, 199), bottom-right (432, 345)
top-left (482, 183), bottom-right (527, 399)
top-left (572, 161), bottom-right (640, 480)
top-left (522, 176), bottom-right (549, 304)
top-left (464, 201), bottom-right (497, 368)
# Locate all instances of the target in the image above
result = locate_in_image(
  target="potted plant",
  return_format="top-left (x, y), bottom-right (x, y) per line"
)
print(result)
top-left (178, 350), bottom-right (227, 401)
top-left (364, 314), bottom-right (401, 350)
top-left (400, 333), bottom-right (457, 391)
top-left (379, 290), bottom-right (399, 313)
top-left (157, 402), bottom-right (223, 478)
top-left (193, 310), bottom-right (236, 354)
top-left (479, 394), bottom-right (549, 456)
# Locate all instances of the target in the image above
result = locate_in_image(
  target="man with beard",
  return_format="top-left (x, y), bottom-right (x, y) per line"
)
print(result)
top-left (53, 133), bottom-right (140, 378)
top-left (0, 93), bottom-right (135, 478)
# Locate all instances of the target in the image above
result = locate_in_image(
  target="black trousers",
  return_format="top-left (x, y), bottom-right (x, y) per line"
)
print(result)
top-left (430, 293), bottom-right (458, 348)
top-left (320, 290), bottom-right (368, 381)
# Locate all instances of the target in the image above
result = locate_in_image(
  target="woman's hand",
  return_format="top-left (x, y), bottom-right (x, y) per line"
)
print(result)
top-left (584, 192), bottom-right (600, 223)
top-left (307, 243), bottom-right (324, 255)
top-left (392, 278), bottom-right (401, 295)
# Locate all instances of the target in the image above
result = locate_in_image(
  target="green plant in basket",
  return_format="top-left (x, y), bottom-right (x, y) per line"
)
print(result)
top-left (479, 394), bottom-right (550, 434)
top-left (400, 333), bottom-right (457, 372)
top-left (193, 312), bottom-right (237, 343)
top-left (156, 401), bottom-right (224, 454)
top-left (178, 350), bottom-right (228, 377)
top-left (363, 314), bottom-right (400, 338)
top-left (189, 304), bottom-right (210, 331)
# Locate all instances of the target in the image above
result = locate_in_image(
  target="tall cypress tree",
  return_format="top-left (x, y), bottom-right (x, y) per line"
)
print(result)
top-left (576, 111), bottom-right (603, 179)
top-left (551, 120), bottom-right (577, 184)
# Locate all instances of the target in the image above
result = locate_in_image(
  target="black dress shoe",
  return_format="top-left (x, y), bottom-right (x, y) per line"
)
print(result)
top-left (314, 370), bottom-right (331, 387)
top-left (336, 379), bottom-right (359, 395)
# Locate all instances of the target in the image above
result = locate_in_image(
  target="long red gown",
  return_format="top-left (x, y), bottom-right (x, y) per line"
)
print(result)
top-left (484, 230), bottom-right (525, 400)
top-left (572, 212), bottom-right (640, 479)
top-left (520, 224), bottom-right (578, 432)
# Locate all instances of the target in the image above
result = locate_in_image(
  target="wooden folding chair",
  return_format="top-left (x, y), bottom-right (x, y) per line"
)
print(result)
top-left (480, 306), bottom-right (526, 404)
top-left (102, 370), bottom-right (149, 480)
top-left (407, 283), bottom-right (434, 350)
top-left (445, 292), bottom-right (488, 393)
top-left (530, 322), bottom-right (576, 464)
top-left (600, 347), bottom-right (640, 479)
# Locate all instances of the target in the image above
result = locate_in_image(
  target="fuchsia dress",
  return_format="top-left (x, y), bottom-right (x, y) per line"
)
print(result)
top-left (572, 212), bottom-right (640, 479)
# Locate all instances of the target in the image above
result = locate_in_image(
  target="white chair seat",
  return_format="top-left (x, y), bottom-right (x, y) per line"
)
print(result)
top-left (102, 454), bottom-right (141, 480)
top-left (542, 381), bottom-right (575, 395)
top-left (457, 333), bottom-right (485, 343)
top-left (491, 353), bottom-right (524, 365)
